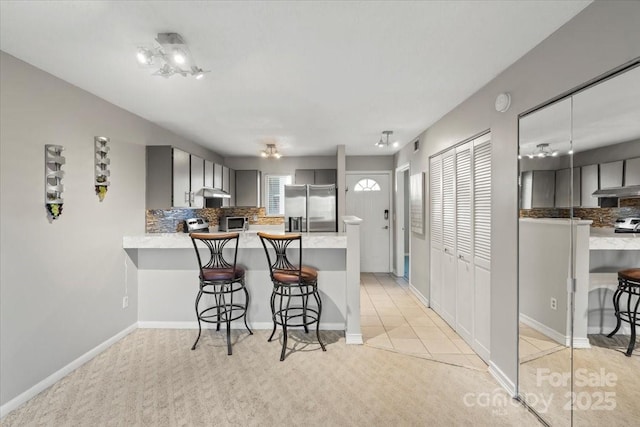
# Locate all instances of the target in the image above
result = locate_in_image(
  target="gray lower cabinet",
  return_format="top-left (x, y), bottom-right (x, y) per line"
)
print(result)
top-left (235, 170), bottom-right (261, 207)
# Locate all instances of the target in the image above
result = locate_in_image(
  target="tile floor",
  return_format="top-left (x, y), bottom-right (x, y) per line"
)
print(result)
top-left (518, 322), bottom-right (566, 363)
top-left (360, 273), bottom-right (488, 370)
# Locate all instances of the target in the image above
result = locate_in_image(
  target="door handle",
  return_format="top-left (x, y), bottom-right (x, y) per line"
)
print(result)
top-left (382, 225), bottom-right (389, 229)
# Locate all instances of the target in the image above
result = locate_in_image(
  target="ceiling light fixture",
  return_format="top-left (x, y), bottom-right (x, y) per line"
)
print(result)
top-left (376, 130), bottom-right (398, 148)
top-left (261, 144), bottom-right (282, 159)
top-left (526, 143), bottom-right (559, 159)
top-left (136, 33), bottom-right (209, 79)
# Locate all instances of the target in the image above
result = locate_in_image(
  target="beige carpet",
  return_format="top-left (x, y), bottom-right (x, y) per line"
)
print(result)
top-left (2, 329), bottom-right (541, 426)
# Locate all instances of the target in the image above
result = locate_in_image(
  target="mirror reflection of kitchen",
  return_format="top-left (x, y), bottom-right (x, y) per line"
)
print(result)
top-left (518, 64), bottom-right (640, 426)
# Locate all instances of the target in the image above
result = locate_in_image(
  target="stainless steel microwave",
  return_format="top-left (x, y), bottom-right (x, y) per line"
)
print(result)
top-left (219, 216), bottom-right (248, 232)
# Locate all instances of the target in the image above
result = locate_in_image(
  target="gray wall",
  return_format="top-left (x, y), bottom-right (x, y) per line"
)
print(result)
top-left (394, 1), bottom-right (640, 388)
top-left (346, 155), bottom-right (394, 171)
top-left (224, 156), bottom-right (337, 175)
top-left (0, 52), bottom-right (219, 406)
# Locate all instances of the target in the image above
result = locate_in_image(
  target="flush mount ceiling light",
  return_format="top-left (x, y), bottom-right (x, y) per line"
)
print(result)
top-left (261, 144), bottom-right (282, 159)
top-left (521, 143), bottom-right (559, 159)
top-left (136, 33), bottom-right (209, 79)
top-left (375, 130), bottom-right (399, 148)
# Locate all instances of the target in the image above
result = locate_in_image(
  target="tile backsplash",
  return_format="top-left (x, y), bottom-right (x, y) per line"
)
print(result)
top-left (520, 204), bottom-right (640, 227)
top-left (146, 207), bottom-right (284, 233)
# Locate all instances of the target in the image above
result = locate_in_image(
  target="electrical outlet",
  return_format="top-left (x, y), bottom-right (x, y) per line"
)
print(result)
top-left (122, 296), bottom-right (129, 309)
top-left (550, 297), bottom-right (557, 310)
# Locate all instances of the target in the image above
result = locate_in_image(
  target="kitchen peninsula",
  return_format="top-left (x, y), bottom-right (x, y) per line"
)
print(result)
top-left (123, 217), bottom-right (364, 344)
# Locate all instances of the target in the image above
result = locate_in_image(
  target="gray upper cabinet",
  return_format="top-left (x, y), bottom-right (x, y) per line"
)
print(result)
top-left (204, 160), bottom-right (214, 188)
top-left (222, 166), bottom-right (230, 207)
top-left (600, 160), bottom-right (623, 188)
top-left (625, 157), bottom-right (640, 185)
top-left (235, 170), bottom-right (261, 207)
top-left (531, 170), bottom-right (556, 208)
top-left (229, 168), bottom-right (236, 206)
top-left (146, 146), bottom-right (210, 209)
top-left (172, 148), bottom-right (191, 208)
top-left (190, 155), bottom-right (204, 208)
top-left (315, 169), bottom-right (337, 185)
top-left (580, 164), bottom-right (599, 207)
top-left (554, 168), bottom-right (581, 208)
top-left (295, 169), bottom-right (337, 185)
top-left (295, 169), bottom-right (315, 185)
top-left (213, 163), bottom-right (223, 190)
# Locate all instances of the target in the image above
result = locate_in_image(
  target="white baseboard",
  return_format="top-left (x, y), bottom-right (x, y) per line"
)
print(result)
top-left (520, 313), bottom-right (592, 348)
top-left (137, 321), bottom-right (346, 330)
top-left (409, 284), bottom-right (429, 308)
top-left (345, 333), bottom-right (363, 345)
top-left (489, 361), bottom-right (516, 397)
top-left (0, 323), bottom-right (137, 419)
top-left (588, 324), bottom-right (631, 335)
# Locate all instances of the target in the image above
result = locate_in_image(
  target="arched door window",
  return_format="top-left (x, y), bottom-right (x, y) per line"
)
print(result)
top-left (354, 178), bottom-right (381, 192)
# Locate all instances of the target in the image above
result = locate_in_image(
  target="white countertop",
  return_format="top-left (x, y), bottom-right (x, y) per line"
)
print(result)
top-left (519, 218), bottom-right (593, 226)
top-left (123, 231), bottom-right (348, 249)
top-left (590, 227), bottom-right (640, 250)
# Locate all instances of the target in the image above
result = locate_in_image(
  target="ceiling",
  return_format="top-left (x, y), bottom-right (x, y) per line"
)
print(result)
top-left (0, 1), bottom-right (591, 157)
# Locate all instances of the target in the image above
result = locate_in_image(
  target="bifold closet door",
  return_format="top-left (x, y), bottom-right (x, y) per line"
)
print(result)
top-left (455, 142), bottom-right (473, 343)
top-left (430, 155), bottom-right (443, 315)
top-left (473, 134), bottom-right (491, 362)
top-left (441, 148), bottom-right (457, 327)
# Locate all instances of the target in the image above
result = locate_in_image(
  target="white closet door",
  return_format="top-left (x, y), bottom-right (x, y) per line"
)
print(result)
top-left (473, 135), bottom-right (491, 361)
top-left (441, 148), bottom-right (456, 327)
top-left (430, 155), bottom-right (443, 314)
top-left (456, 143), bottom-right (473, 342)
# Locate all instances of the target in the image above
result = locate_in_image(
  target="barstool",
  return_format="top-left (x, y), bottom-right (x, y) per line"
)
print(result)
top-left (257, 232), bottom-right (326, 361)
top-left (607, 268), bottom-right (640, 356)
top-left (189, 232), bottom-right (252, 355)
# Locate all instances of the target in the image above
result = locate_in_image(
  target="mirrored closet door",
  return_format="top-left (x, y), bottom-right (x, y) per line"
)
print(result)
top-left (518, 62), bottom-right (640, 426)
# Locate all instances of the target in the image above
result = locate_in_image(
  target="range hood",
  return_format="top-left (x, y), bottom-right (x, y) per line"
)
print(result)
top-left (200, 187), bottom-right (231, 198)
top-left (592, 185), bottom-right (640, 198)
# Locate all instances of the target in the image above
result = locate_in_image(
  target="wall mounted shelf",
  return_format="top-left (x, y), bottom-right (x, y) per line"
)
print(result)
top-left (95, 136), bottom-right (110, 201)
top-left (45, 144), bottom-right (65, 220)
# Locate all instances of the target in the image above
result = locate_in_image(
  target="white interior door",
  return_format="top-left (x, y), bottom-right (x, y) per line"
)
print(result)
top-left (346, 173), bottom-right (391, 272)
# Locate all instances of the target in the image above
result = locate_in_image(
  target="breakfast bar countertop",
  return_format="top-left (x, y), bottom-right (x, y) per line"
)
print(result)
top-left (123, 231), bottom-right (348, 249)
top-left (589, 227), bottom-right (640, 250)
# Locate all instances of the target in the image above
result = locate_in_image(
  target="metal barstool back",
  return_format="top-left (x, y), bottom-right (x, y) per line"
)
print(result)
top-left (189, 232), bottom-right (252, 355)
top-left (257, 232), bottom-right (326, 360)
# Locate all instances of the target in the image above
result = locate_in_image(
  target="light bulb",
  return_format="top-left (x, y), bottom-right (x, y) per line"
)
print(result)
top-left (551, 151), bottom-right (558, 157)
top-left (173, 49), bottom-right (186, 64)
top-left (568, 149), bottom-right (574, 155)
top-left (528, 154), bottom-right (534, 159)
top-left (195, 72), bottom-right (204, 80)
top-left (518, 154), bottom-right (522, 160)
top-left (538, 153), bottom-right (545, 158)
top-left (274, 152), bottom-right (282, 159)
top-left (137, 48), bottom-right (152, 65)
top-left (261, 151), bottom-right (268, 158)
top-left (393, 141), bottom-right (399, 147)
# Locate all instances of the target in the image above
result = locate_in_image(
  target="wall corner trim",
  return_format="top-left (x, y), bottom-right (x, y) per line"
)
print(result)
top-left (0, 323), bottom-right (137, 419)
top-left (488, 361), bottom-right (517, 398)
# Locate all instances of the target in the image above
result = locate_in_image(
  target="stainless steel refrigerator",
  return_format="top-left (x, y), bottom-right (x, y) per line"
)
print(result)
top-left (284, 184), bottom-right (337, 232)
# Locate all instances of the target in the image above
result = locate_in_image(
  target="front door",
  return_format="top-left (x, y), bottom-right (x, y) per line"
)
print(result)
top-left (346, 173), bottom-right (391, 272)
